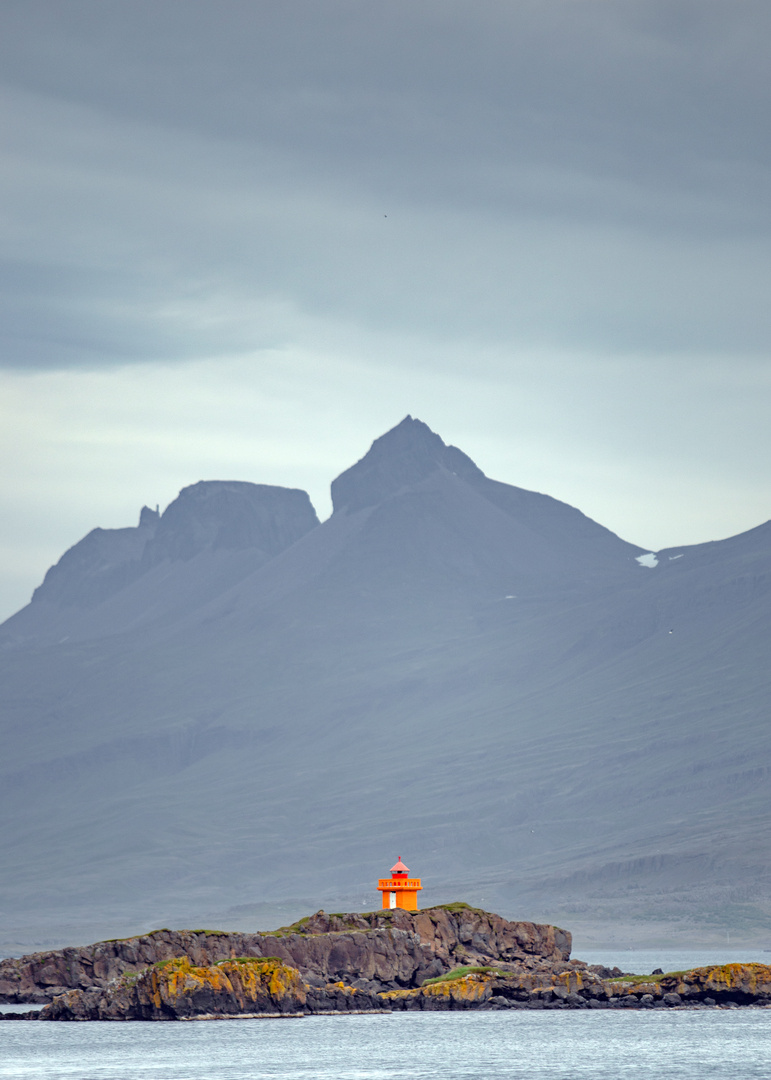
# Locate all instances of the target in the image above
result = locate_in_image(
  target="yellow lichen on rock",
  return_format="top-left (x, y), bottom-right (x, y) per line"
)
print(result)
top-left (602, 962), bottom-right (771, 1003)
top-left (150, 969), bottom-right (161, 1009)
top-left (695, 967), bottom-right (768, 989)
top-left (131, 956), bottom-right (306, 1017)
top-left (382, 972), bottom-right (495, 1008)
top-left (684, 963), bottom-right (771, 997)
top-left (552, 969), bottom-right (584, 993)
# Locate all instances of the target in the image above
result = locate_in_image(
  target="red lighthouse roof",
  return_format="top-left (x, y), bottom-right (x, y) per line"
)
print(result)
top-left (390, 857), bottom-right (409, 875)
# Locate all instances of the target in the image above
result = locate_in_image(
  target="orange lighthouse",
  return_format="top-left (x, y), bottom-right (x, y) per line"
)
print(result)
top-left (378, 856), bottom-right (422, 911)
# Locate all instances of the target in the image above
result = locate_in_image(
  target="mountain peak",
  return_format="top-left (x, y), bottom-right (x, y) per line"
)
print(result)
top-left (330, 416), bottom-right (484, 514)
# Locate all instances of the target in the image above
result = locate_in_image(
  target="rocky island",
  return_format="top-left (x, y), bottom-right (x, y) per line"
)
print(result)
top-left (2, 905), bottom-right (770, 1019)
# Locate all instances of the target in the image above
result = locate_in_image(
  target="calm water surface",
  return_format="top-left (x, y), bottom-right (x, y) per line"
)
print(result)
top-left (576, 948), bottom-right (769, 974)
top-left (1, 1010), bottom-right (769, 1080)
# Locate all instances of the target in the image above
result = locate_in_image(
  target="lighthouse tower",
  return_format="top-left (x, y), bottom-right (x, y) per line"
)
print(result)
top-left (378, 857), bottom-right (422, 911)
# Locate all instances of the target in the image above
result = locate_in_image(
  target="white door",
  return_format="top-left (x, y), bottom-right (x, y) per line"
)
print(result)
top-left (389, 891), bottom-right (397, 908)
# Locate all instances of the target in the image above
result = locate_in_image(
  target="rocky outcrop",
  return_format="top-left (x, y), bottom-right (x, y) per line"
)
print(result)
top-left (22, 959), bottom-right (771, 1020)
top-left (3, 912), bottom-right (770, 1019)
top-left (28, 482), bottom-right (319, 610)
top-left (141, 482), bottom-right (319, 564)
top-left (42, 958), bottom-right (310, 1020)
top-left (39, 956), bottom-right (400, 1021)
top-left (375, 963), bottom-right (768, 1010)
top-left (381, 962), bottom-right (771, 1011)
top-left (0, 905), bottom-right (569, 1004)
top-left (602, 963), bottom-right (771, 1008)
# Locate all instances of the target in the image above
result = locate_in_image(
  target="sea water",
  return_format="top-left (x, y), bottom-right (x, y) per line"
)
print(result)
top-left (2, 950), bottom-right (769, 1079)
top-left (577, 948), bottom-right (768, 974)
top-left (1, 1010), bottom-right (770, 1080)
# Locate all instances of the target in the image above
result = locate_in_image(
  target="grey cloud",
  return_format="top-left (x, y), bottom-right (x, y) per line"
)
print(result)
top-left (5, 2), bottom-right (768, 188)
top-left (0, 1), bottom-right (770, 370)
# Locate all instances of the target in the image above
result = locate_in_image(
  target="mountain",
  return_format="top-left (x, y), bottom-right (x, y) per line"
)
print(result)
top-left (1, 480), bottom-right (319, 646)
top-left (1, 416), bottom-right (770, 954)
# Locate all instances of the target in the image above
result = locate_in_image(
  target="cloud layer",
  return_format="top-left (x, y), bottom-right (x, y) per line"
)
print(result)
top-left (1, 1), bottom-right (770, 618)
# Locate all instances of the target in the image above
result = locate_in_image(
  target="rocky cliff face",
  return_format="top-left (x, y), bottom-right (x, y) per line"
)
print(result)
top-left (0, 906), bottom-right (570, 1004)
top-left (7, 948), bottom-right (771, 1019)
top-left (141, 481), bottom-right (319, 564)
top-left (43, 957), bottom-right (311, 1020)
top-left (32, 960), bottom-right (771, 1021)
top-left (38, 956), bottom-right (399, 1020)
top-left (27, 481), bottom-right (319, 611)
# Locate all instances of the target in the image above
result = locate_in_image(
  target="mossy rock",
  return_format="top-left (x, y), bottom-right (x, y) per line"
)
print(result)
top-left (427, 902), bottom-right (487, 916)
top-left (272, 915), bottom-right (312, 934)
top-left (422, 965), bottom-right (495, 986)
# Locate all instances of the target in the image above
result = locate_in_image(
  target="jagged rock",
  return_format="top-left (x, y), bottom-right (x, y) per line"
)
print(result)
top-left (42, 957), bottom-right (396, 1021)
top-left (604, 963), bottom-right (771, 1007)
top-left (378, 957), bottom-right (603, 1012)
top-left (374, 960), bottom-right (771, 1013)
top-left (141, 482), bottom-right (318, 564)
top-left (13, 934), bottom-right (771, 1019)
top-left (27, 481), bottom-right (319, 610)
top-left (305, 982), bottom-right (386, 1014)
top-left (139, 506), bottom-right (160, 528)
top-left (0, 905), bottom-right (570, 1004)
top-left (588, 964), bottom-right (623, 979)
top-left (42, 958), bottom-right (308, 1020)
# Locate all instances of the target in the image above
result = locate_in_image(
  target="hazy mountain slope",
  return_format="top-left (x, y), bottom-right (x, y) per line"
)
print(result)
top-left (0, 481), bottom-right (319, 646)
top-left (0, 417), bottom-right (769, 952)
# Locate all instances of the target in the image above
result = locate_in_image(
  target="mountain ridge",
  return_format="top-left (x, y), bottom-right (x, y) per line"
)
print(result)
top-left (1, 417), bottom-right (769, 953)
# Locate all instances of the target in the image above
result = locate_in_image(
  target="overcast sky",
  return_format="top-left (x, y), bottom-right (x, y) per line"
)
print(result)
top-left (1, 0), bottom-right (770, 620)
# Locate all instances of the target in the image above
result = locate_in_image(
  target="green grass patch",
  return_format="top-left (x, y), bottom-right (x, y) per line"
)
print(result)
top-left (422, 965), bottom-right (495, 986)
top-left (270, 915), bottom-right (312, 935)
top-left (428, 902), bottom-right (485, 916)
top-left (100, 929), bottom-right (170, 943)
top-left (270, 912), bottom-right (368, 935)
top-left (607, 970), bottom-right (691, 985)
top-left (100, 928), bottom-right (171, 942)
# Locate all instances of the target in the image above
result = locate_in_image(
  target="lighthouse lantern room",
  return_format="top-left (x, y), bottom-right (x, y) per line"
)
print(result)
top-left (377, 857), bottom-right (422, 911)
